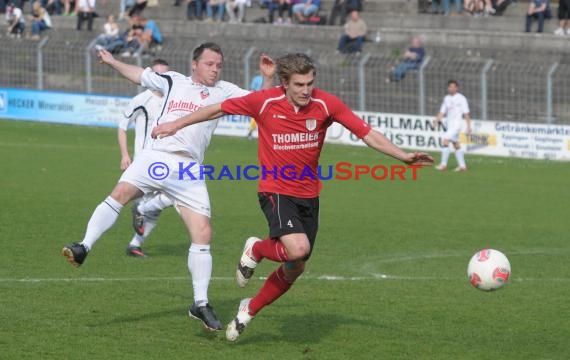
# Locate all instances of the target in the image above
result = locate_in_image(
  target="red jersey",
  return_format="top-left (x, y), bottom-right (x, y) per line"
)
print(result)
top-left (221, 86), bottom-right (371, 198)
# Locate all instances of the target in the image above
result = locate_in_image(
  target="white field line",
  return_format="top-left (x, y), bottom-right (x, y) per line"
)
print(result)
top-left (1, 250), bottom-right (567, 283)
top-left (0, 275), bottom-right (569, 283)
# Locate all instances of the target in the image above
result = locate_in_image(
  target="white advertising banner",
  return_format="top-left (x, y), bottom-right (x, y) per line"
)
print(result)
top-left (325, 112), bottom-right (570, 161)
top-left (2, 89), bottom-right (569, 161)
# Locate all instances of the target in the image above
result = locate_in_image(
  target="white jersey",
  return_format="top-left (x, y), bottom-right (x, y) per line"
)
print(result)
top-left (118, 89), bottom-right (163, 156)
top-left (439, 93), bottom-right (470, 127)
top-left (140, 68), bottom-right (250, 163)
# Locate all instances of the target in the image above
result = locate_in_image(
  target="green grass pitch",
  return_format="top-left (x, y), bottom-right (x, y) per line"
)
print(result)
top-left (0, 119), bottom-right (569, 359)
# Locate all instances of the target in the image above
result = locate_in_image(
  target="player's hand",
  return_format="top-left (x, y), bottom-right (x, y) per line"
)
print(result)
top-left (432, 119), bottom-right (440, 128)
top-left (97, 48), bottom-right (115, 65)
top-left (260, 53), bottom-right (276, 80)
top-left (120, 155), bottom-right (132, 171)
top-left (404, 152), bottom-right (434, 166)
top-left (151, 121), bottom-right (180, 139)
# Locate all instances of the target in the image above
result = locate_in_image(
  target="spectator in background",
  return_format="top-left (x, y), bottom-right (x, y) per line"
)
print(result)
top-left (226, 0), bottom-right (247, 22)
top-left (5, 1), bottom-right (26, 37)
top-left (336, 10), bottom-right (366, 54)
top-left (119, 0), bottom-right (135, 19)
top-left (137, 13), bottom-right (162, 48)
top-left (186, 0), bottom-right (203, 20)
top-left (268, 0), bottom-right (293, 24)
top-left (464, 0), bottom-right (495, 16)
top-left (431, 0), bottom-right (461, 15)
top-left (525, 0), bottom-right (547, 32)
top-left (328, 0), bottom-right (361, 25)
top-left (62, 0), bottom-right (75, 16)
top-left (42, 0), bottom-right (61, 15)
top-left (29, 0), bottom-right (51, 39)
top-left (389, 36), bottom-right (425, 82)
top-left (76, 0), bottom-right (95, 31)
top-left (128, 0), bottom-right (147, 17)
top-left (95, 14), bottom-right (119, 47)
top-left (554, 0), bottom-right (570, 35)
top-left (292, 0), bottom-right (319, 23)
top-left (117, 22), bottom-right (143, 55)
top-left (491, 0), bottom-right (513, 15)
top-left (205, 0), bottom-right (225, 22)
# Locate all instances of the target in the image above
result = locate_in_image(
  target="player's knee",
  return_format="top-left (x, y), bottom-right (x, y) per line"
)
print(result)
top-left (194, 222), bottom-right (212, 244)
top-left (286, 241), bottom-right (311, 261)
top-left (110, 183), bottom-right (137, 205)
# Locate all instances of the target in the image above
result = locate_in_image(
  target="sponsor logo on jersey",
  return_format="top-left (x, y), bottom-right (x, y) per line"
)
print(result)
top-left (272, 114), bottom-right (287, 119)
top-left (306, 119), bottom-right (317, 131)
top-left (200, 88), bottom-right (210, 100)
top-left (166, 99), bottom-right (202, 113)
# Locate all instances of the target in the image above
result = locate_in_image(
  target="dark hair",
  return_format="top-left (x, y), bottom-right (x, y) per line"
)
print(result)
top-left (192, 42), bottom-right (224, 62)
top-left (152, 59), bottom-right (169, 67)
top-left (276, 53), bottom-right (316, 83)
top-left (448, 79), bottom-right (459, 86)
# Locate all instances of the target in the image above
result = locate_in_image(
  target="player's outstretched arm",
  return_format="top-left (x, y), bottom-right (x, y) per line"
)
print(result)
top-left (151, 103), bottom-right (225, 139)
top-left (97, 49), bottom-right (144, 85)
top-left (363, 130), bottom-right (434, 166)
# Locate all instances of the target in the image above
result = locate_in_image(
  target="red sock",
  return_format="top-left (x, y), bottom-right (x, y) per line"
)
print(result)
top-left (252, 238), bottom-right (289, 262)
top-left (249, 266), bottom-right (293, 316)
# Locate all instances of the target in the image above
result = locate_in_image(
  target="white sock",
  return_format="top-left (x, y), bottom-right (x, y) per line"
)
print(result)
top-left (129, 215), bottom-right (159, 247)
top-left (456, 148), bottom-right (467, 168)
top-left (188, 243), bottom-right (212, 306)
top-left (138, 193), bottom-right (173, 216)
top-left (81, 196), bottom-right (123, 251)
top-left (440, 146), bottom-right (451, 166)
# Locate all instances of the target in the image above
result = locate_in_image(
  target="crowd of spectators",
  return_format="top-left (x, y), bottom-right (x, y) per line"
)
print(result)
top-left (427, 0), bottom-right (513, 16)
top-left (4, 0), bottom-right (51, 39)
top-left (4, 0), bottom-right (570, 50)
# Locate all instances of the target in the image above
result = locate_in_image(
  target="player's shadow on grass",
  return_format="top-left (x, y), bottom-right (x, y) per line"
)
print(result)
top-left (240, 311), bottom-right (373, 345)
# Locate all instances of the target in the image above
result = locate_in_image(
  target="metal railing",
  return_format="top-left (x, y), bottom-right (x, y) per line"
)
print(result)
top-left (1, 35), bottom-right (568, 124)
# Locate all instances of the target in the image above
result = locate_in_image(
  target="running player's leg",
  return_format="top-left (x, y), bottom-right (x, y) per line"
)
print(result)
top-left (177, 204), bottom-right (222, 330)
top-left (236, 194), bottom-right (305, 287)
top-left (248, 233), bottom-right (309, 312)
top-left (62, 182), bottom-right (143, 267)
top-left (165, 163), bottom-right (221, 330)
top-left (228, 195), bottom-right (318, 341)
top-left (62, 150), bottom-right (156, 267)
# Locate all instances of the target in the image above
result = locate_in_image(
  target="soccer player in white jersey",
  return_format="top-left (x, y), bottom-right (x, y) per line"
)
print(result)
top-left (117, 58), bottom-right (174, 258)
top-left (433, 79), bottom-right (472, 172)
top-left (61, 43), bottom-right (274, 331)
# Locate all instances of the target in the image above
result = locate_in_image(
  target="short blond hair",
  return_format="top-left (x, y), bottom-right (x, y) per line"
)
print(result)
top-left (276, 53), bottom-right (316, 83)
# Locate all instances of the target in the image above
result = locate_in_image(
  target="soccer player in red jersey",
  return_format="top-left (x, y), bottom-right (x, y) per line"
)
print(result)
top-left (152, 53), bottom-right (434, 341)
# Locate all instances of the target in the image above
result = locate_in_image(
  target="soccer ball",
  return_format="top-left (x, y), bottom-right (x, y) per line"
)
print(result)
top-left (467, 249), bottom-right (511, 291)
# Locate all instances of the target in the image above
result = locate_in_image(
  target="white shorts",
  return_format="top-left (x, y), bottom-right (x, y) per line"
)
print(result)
top-left (443, 123), bottom-right (463, 143)
top-left (119, 149), bottom-right (211, 217)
